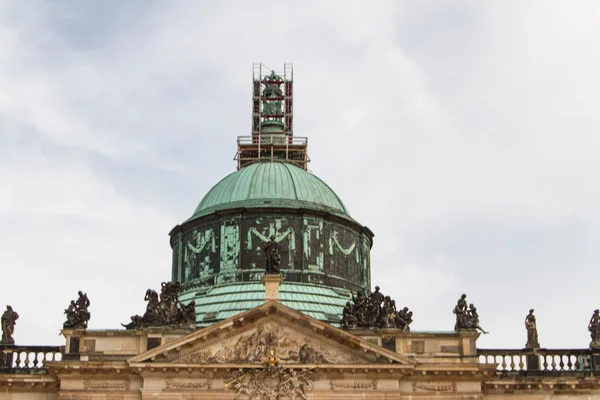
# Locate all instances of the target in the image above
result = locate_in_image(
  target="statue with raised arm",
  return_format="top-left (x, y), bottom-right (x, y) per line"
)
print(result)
top-left (1, 306), bottom-right (19, 344)
top-left (262, 235), bottom-right (281, 274)
top-left (525, 309), bottom-right (539, 348)
top-left (589, 309), bottom-right (600, 348)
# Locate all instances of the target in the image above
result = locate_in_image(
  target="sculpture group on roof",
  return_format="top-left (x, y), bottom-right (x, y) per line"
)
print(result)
top-left (122, 281), bottom-right (196, 330)
top-left (341, 286), bottom-right (413, 331)
top-left (63, 291), bottom-right (90, 330)
top-left (453, 294), bottom-right (488, 334)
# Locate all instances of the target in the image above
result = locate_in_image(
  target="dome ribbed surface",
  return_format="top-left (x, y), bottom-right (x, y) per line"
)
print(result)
top-left (190, 161), bottom-right (350, 220)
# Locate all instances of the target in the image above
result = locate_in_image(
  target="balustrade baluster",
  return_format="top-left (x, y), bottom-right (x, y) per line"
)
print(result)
top-left (510, 356), bottom-right (516, 371)
top-left (501, 355), bottom-right (508, 371)
top-left (518, 355), bottom-right (525, 371)
top-left (551, 355), bottom-right (557, 371)
top-left (558, 355), bottom-right (565, 370)
top-left (33, 352), bottom-right (40, 368)
top-left (566, 355), bottom-right (573, 371)
top-left (542, 355), bottom-right (549, 371)
top-left (15, 352), bottom-right (22, 367)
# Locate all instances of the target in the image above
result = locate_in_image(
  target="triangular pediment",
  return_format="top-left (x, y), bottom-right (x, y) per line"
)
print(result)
top-left (129, 301), bottom-right (416, 367)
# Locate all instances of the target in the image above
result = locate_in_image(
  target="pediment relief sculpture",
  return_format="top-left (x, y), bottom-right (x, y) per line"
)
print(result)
top-left (174, 322), bottom-right (364, 364)
top-left (129, 302), bottom-right (416, 366)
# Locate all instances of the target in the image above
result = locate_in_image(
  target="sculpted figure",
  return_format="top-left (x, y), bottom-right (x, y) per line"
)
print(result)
top-left (589, 309), bottom-right (600, 348)
top-left (63, 292), bottom-right (91, 329)
top-left (453, 294), bottom-right (468, 331)
top-left (382, 297), bottom-right (397, 328)
top-left (1, 305), bottom-right (19, 344)
top-left (180, 300), bottom-right (196, 324)
top-left (343, 287), bottom-right (413, 331)
top-left (367, 286), bottom-right (385, 327)
top-left (397, 306), bottom-right (413, 333)
top-left (341, 302), bottom-right (357, 329)
top-left (352, 291), bottom-right (368, 327)
top-left (262, 235), bottom-right (281, 274)
top-left (525, 309), bottom-right (539, 348)
top-left (75, 291), bottom-right (90, 327)
top-left (143, 289), bottom-right (161, 324)
top-left (160, 281), bottom-right (181, 323)
top-left (467, 304), bottom-right (488, 334)
top-left (123, 281), bottom-right (193, 329)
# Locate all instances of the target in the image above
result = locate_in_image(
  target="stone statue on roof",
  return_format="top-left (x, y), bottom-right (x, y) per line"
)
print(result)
top-left (1, 305), bottom-right (19, 344)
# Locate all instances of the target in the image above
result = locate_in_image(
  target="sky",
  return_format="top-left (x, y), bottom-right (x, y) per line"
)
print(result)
top-left (0, 1), bottom-right (599, 350)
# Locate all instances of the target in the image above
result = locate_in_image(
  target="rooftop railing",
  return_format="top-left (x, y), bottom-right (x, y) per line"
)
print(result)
top-left (0, 345), bottom-right (62, 374)
top-left (237, 135), bottom-right (308, 146)
top-left (478, 348), bottom-right (599, 375)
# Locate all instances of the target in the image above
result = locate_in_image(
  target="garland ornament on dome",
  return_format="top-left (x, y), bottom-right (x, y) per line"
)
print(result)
top-left (122, 281), bottom-right (196, 329)
top-left (342, 286), bottom-right (413, 331)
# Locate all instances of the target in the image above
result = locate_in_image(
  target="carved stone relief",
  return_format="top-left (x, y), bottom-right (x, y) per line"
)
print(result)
top-left (329, 380), bottom-right (378, 390)
top-left (412, 381), bottom-right (457, 392)
top-left (227, 367), bottom-right (315, 400)
top-left (175, 322), bottom-right (365, 365)
top-left (165, 379), bottom-right (212, 390)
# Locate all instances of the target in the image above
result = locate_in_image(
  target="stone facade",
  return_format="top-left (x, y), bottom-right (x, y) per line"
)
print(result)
top-left (3, 301), bottom-right (600, 399)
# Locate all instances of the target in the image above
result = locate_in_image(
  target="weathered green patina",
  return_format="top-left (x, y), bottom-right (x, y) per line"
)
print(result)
top-left (189, 161), bottom-right (351, 221)
top-left (179, 282), bottom-right (351, 327)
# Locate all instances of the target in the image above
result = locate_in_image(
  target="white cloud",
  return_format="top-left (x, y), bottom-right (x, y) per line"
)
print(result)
top-left (0, 0), bottom-right (598, 349)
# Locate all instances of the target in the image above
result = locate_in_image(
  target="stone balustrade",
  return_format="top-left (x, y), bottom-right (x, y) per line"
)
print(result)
top-left (478, 348), bottom-right (597, 374)
top-left (0, 345), bottom-right (62, 373)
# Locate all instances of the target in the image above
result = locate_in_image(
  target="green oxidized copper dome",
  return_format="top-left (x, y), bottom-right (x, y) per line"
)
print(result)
top-left (189, 161), bottom-right (351, 221)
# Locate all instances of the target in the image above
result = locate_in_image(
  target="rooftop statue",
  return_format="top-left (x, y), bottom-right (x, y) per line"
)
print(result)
top-left (262, 71), bottom-right (283, 118)
top-left (453, 294), bottom-right (488, 334)
top-left (341, 286), bottom-right (412, 331)
top-left (63, 291), bottom-right (90, 330)
top-left (262, 235), bottom-right (281, 275)
top-left (525, 309), bottom-right (540, 349)
top-left (589, 309), bottom-right (600, 349)
top-left (1, 305), bottom-right (19, 344)
top-left (122, 281), bottom-right (196, 330)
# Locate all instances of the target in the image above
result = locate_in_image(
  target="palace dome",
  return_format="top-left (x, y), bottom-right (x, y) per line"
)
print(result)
top-left (189, 161), bottom-right (351, 221)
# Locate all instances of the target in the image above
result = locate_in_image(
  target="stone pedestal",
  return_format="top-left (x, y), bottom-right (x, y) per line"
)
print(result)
top-left (261, 274), bottom-right (284, 302)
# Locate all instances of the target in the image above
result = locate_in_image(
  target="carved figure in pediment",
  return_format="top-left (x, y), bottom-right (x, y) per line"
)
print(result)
top-left (227, 366), bottom-right (315, 400)
top-left (298, 339), bottom-right (327, 364)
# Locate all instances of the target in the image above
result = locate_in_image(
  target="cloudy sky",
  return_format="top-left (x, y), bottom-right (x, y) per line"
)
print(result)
top-left (1, 1), bottom-right (599, 349)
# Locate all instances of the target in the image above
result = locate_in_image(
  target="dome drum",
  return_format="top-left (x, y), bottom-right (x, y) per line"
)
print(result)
top-left (171, 209), bottom-right (373, 295)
